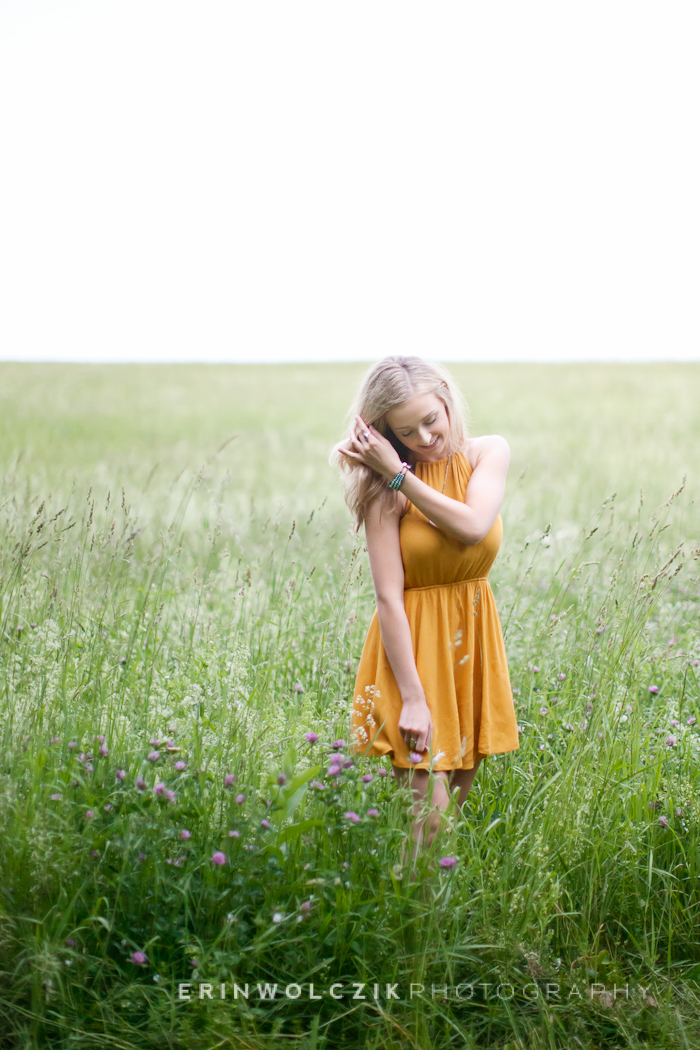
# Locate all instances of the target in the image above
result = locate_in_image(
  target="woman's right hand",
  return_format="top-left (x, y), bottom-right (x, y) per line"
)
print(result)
top-left (398, 697), bottom-right (433, 756)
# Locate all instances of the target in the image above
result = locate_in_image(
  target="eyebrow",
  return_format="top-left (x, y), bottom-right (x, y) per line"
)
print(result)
top-left (395, 411), bottom-right (436, 432)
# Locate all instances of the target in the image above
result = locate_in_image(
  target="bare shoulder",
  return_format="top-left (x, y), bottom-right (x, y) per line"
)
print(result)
top-left (464, 435), bottom-right (510, 472)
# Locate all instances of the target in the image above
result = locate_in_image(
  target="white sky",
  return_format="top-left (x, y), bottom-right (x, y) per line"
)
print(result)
top-left (0, 1), bottom-right (698, 364)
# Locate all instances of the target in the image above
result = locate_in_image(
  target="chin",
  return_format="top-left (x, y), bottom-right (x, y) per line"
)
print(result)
top-left (416, 437), bottom-right (446, 458)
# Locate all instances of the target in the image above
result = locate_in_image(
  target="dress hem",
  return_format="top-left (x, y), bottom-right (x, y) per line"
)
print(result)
top-left (351, 743), bottom-right (519, 772)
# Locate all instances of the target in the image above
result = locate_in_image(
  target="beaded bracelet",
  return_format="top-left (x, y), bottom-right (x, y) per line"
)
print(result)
top-left (388, 462), bottom-right (411, 490)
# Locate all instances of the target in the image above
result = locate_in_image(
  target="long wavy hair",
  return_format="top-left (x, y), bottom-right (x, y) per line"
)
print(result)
top-left (330, 356), bottom-right (471, 532)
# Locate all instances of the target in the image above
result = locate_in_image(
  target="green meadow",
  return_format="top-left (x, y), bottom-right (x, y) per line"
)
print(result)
top-left (0, 361), bottom-right (699, 1049)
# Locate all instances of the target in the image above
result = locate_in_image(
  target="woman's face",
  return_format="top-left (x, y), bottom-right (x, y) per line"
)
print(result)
top-left (385, 391), bottom-right (450, 462)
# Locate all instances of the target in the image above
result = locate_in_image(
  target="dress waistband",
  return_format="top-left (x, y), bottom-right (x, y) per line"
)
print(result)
top-left (404, 576), bottom-right (489, 593)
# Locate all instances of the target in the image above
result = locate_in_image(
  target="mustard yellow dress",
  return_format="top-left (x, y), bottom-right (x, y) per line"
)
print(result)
top-left (349, 449), bottom-right (519, 771)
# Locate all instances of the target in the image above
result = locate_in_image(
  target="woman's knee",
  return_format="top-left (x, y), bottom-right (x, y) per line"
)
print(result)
top-left (395, 768), bottom-right (454, 825)
top-left (424, 806), bottom-right (448, 844)
top-left (418, 771), bottom-right (453, 812)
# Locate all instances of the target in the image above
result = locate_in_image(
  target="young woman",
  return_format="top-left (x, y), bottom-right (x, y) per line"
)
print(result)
top-left (332, 355), bottom-right (519, 859)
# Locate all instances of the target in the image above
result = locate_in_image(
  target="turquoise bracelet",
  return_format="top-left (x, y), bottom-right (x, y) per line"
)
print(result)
top-left (388, 463), bottom-right (411, 490)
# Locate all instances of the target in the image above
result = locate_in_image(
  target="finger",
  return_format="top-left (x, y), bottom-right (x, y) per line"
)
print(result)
top-left (356, 417), bottom-right (372, 439)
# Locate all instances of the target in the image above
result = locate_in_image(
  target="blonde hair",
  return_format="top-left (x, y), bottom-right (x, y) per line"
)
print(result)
top-left (329, 356), bottom-right (471, 532)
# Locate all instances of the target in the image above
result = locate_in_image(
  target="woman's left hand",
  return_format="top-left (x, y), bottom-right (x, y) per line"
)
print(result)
top-left (338, 415), bottom-right (404, 479)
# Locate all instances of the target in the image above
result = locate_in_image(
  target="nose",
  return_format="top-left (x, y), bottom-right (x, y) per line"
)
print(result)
top-left (418, 426), bottom-right (433, 445)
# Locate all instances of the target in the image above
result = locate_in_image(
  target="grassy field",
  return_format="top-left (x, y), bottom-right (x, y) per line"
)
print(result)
top-left (0, 362), bottom-right (699, 1049)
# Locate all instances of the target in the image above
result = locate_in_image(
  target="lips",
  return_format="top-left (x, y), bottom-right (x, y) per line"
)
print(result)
top-left (420, 436), bottom-right (440, 450)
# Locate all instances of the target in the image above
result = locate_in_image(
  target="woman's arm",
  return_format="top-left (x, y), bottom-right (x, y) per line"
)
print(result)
top-left (400, 434), bottom-right (510, 544)
top-left (364, 496), bottom-right (433, 754)
top-left (341, 417), bottom-right (510, 546)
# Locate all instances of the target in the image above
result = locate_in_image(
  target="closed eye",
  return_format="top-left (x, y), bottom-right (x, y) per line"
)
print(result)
top-left (398, 415), bottom-right (436, 437)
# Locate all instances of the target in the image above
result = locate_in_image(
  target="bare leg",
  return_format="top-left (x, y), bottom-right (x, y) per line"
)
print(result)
top-left (394, 756), bottom-right (485, 870)
top-left (394, 768), bottom-right (452, 869)
top-left (447, 755), bottom-right (484, 807)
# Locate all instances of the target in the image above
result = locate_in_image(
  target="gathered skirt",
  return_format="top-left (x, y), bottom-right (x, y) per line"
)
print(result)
top-left (349, 576), bottom-right (519, 771)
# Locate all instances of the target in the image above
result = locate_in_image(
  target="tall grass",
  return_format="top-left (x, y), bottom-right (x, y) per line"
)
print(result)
top-left (0, 363), bottom-right (699, 1049)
